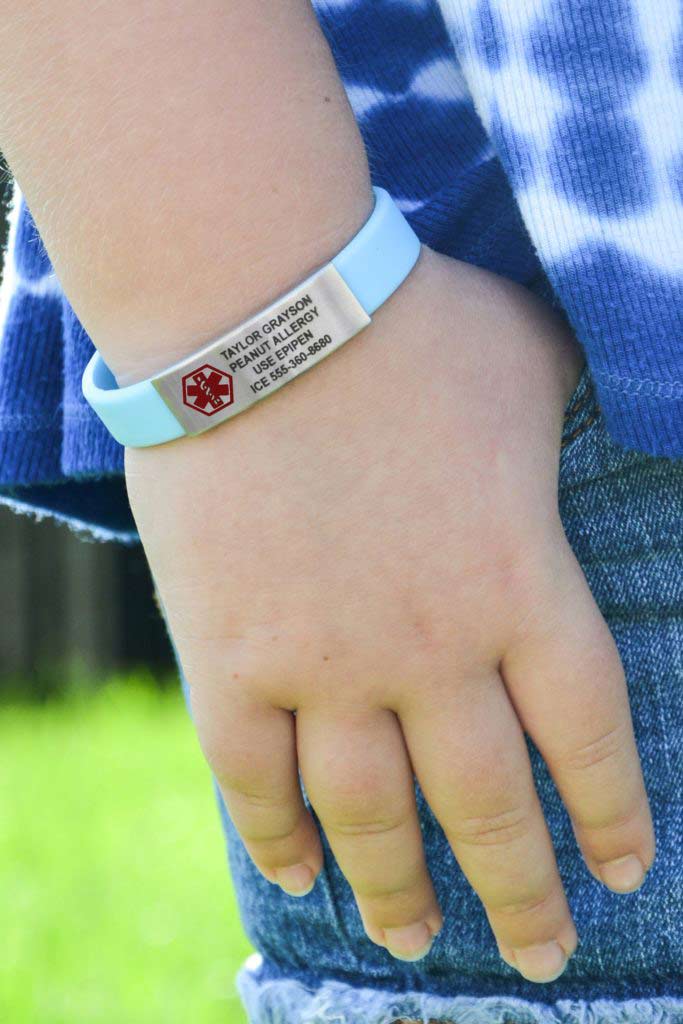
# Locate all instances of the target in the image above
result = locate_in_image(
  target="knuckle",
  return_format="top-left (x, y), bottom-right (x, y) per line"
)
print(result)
top-left (490, 885), bottom-right (557, 920)
top-left (326, 812), bottom-right (408, 840)
top-left (560, 722), bottom-right (628, 774)
top-left (576, 796), bottom-right (646, 837)
top-left (243, 823), bottom-right (299, 847)
top-left (193, 723), bottom-right (258, 780)
top-left (232, 787), bottom-right (289, 813)
top-left (238, 806), bottom-right (304, 846)
top-left (356, 876), bottom-right (425, 904)
top-left (226, 789), bottom-right (303, 844)
top-left (314, 771), bottom-right (402, 829)
top-left (210, 753), bottom-right (271, 791)
top-left (451, 805), bottom-right (533, 849)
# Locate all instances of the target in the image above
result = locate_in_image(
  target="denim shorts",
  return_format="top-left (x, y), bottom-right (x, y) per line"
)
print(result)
top-left (179, 367), bottom-right (683, 1024)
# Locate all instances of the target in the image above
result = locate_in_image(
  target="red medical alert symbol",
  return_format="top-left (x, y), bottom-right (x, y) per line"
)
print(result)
top-left (181, 364), bottom-right (234, 416)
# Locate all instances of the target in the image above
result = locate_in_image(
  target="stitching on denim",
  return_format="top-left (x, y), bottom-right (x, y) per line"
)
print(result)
top-left (592, 370), bottom-right (683, 401)
top-left (560, 408), bottom-right (600, 449)
top-left (563, 387), bottom-right (592, 422)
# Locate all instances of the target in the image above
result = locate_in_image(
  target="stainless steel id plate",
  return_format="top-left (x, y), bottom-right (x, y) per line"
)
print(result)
top-left (152, 264), bottom-right (371, 435)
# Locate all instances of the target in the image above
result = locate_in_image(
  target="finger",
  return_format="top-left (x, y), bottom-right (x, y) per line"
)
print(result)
top-left (401, 676), bottom-right (578, 984)
top-left (296, 704), bottom-right (443, 962)
top-left (502, 543), bottom-right (655, 894)
top-left (190, 683), bottom-right (323, 895)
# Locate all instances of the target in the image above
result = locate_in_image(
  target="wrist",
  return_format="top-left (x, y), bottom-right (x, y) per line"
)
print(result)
top-left (83, 189), bottom-right (421, 447)
top-left (109, 186), bottom-right (375, 388)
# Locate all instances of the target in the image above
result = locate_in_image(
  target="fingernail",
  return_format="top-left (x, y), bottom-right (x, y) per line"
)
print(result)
top-left (274, 863), bottom-right (316, 896)
top-left (511, 941), bottom-right (568, 983)
top-left (384, 922), bottom-right (435, 962)
top-left (599, 854), bottom-right (645, 893)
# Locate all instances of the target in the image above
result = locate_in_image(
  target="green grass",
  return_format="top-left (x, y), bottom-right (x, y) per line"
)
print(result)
top-left (0, 679), bottom-right (253, 1024)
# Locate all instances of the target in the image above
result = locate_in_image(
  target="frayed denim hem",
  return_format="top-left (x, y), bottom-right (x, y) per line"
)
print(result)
top-left (237, 955), bottom-right (683, 1024)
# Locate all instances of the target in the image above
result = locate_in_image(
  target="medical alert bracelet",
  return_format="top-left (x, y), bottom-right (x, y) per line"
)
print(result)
top-left (82, 187), bottom-right (420, 447)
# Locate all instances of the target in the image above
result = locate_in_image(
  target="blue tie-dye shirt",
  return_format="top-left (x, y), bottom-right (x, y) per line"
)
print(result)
top-left (0, 0), bottom-right (682, 536)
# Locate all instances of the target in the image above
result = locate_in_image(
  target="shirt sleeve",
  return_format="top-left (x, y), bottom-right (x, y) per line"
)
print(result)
top-left (437, 0), bottom-right (683, 457)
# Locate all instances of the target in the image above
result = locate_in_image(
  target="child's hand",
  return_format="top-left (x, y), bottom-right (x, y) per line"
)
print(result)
top-left (126, 247), bottom-right (654, 982)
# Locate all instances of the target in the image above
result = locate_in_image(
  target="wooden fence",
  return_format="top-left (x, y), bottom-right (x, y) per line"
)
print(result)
top-left (0, 506), bottom-right (173, 694)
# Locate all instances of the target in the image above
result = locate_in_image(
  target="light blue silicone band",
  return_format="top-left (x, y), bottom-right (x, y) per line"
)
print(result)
top-left (83, 358), bottom-right (187, 446)
top-left (331, 186), bottom-right (420, 315)
top-left (82, 187), bottom-right (420, 447)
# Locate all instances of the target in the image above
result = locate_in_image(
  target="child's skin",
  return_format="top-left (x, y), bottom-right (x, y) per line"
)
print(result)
top-left (0, 0), bottom-right (654, 984)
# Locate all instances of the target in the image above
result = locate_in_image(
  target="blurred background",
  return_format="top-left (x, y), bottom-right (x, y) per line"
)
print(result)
top-left (0, 174), bottom-right (252, 1023)
top-left (1, 507), bottom-right (173, 697)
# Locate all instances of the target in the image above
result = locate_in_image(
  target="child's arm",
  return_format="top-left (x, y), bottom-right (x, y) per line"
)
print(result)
top-left (0, 0), bottom-right (653, 982)
top-left (0, 0), bottom-right (372, 385)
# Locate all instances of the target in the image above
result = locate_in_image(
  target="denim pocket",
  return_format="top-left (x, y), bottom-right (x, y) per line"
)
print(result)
top-left (558, 364), bottom-right (647, 491)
